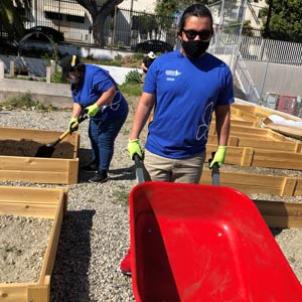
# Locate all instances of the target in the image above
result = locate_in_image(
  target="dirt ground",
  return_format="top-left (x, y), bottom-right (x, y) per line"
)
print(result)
top-left (0, 139), bottom-right (74, 158)
top-left (0, 215), bottom-right (53, 283)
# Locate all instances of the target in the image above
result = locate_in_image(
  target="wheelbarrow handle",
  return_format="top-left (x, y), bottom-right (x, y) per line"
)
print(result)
top-left (133, 154), bottom-right (146, 183)
top-left (211, 162), bottom-right (220, 186)
top-left (209, 152), bottom-right (220, 186)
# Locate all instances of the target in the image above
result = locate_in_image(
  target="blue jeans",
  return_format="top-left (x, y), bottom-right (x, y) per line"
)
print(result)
top-left (88, 100), bottom-right (128, 171)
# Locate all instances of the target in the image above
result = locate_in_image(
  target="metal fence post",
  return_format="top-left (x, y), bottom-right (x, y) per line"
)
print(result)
top-left (260, 60), bottom-right (269, 101)
top-left (112, 6), bottom-right (118, 47)
top-left (0, 61), bottom-right (4, 80)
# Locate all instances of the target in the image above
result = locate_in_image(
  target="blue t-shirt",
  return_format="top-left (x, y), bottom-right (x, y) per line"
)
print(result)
top-left (144, 50), bottom-right (234, 159)
top-left (72, 64), bottom-right (126, 116)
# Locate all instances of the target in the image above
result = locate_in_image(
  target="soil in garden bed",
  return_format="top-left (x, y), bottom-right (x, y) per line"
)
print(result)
top-left (0, 215), bottom-right (53, 283)
top-left (0, 139), bottom-right (74, 159)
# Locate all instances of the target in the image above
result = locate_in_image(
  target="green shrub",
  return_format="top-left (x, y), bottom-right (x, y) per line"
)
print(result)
top-left (125, 70), bottom-right (142, 84)
top-left (0, 92), bottom-right (57, 112)
top-left (51, 68), bottom-right (67, 83)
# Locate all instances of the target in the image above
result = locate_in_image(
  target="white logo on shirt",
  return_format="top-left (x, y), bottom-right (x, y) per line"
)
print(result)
top-left (165, 70), bottom-right (182, 77)
top-left (196, 101), bottom-right (214, 142)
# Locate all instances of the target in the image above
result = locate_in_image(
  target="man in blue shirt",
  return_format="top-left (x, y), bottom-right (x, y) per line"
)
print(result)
top-left (128, 4), bottom-right (233, 182)
top-left (61, 55), bottom-right (128, 183)
top-left (121, 3), bottom-right (234, 274)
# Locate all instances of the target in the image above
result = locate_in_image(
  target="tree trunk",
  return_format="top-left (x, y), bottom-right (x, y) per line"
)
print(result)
top-left (264, 0), bottom-right (273, 38)
top-left (92, 12), bottom-right (107, 47)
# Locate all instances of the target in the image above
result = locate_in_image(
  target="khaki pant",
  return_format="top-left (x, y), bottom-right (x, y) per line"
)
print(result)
top-left (144, 150), bottom-right (205, 183)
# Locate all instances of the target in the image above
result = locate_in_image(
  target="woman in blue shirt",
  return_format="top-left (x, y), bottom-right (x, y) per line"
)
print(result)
top-left (61, 55), bottom-right (128, 183)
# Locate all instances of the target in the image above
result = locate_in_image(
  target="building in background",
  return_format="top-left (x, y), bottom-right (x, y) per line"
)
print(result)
top-left (28, 0), bottom-right (158, 46)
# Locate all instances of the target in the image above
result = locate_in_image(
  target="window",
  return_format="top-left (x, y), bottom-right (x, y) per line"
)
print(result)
top-left (45, 11), bottom-right (63, 20)
top-left (66, 15), bottom-right (85, 23)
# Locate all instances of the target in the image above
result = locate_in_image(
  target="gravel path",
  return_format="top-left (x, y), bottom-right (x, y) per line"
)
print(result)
top-left (0, 109), bottom-right (301, 301)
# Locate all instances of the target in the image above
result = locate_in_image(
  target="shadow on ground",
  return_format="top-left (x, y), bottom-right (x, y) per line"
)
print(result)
top-left (51, 210), bottom-right (95, 302)
top-left (78, 148), bottom-right (136, 182)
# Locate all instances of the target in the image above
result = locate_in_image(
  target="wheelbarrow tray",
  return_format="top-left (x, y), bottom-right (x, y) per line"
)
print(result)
top-left (129, 182), bottom-right (302, 302)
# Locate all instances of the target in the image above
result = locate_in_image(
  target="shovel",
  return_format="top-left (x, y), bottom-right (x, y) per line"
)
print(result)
top-left (35, 114), bottom-right (88, 158)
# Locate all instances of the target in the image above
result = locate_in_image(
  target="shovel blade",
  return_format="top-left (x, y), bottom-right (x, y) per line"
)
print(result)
top-left (35, 145), bottom-right (55, 158)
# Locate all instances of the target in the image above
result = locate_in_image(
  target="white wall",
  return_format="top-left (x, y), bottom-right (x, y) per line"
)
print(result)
top-left (118, 0), bottom-right (156, 13)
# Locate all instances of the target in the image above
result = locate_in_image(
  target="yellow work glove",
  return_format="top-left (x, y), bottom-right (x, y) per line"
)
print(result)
top-left (68, 117), bottom-right (79, 132)
top-left (85, 103), bottom-right (100, 117)
top-left (210, 145), bottom-right (227, 168)
top-left (127, 139), bottom-right (144, 160)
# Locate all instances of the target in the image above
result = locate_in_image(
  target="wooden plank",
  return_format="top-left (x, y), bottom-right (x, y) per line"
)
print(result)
top-left (208, 135), bottom-right (290, 151)
top-left (0, 286), bottom-right (28, 301)
top-left (0, 170), bottom-right (68, 184)
top-left (254, 200), bottom-right (302, 228)
top-left (27, 284), bottom-right (49, 302)
top-left (240, 147), bottom-right (254, 166)
top-left (39, 193), bottom-right (65, 281)
top-left (67, 159), bottom-right (79, 184)
top-left (252, 150), bottom-right (302, 170)
top-left (237, 138), bottom-right (298, 152)
top-left (295, 180), bottom-right (302, 196)
top-left (0, 127), bottom-right (79, 145)
top-left (211, 119), bottom-right (256, 131)
top-left (0, 203), bottom-right (56, 218)
top-left (0, 186), bottom-right (62, 203)
top-left (280, 178), bottom-right (297, 196)
top-left (230, 125), bottom-right (271, 135)
top-left (201, 169), bottom-right (302, 196)
top-left (207, 143), bottom-right (302, 170)
top-left (201, 170), bottom-right (283, 195)
top-left (0, 156), bottom-right (69, 172)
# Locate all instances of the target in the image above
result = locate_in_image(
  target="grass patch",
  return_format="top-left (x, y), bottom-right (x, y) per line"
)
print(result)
top-left (0, 92), bottom-right (58, 112)
top-left (119, 83), bottom-right (142, 96)
top-left (82, 53), bottom-right (145, 68)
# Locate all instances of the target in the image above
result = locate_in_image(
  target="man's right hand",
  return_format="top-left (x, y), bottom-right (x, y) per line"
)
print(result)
top-left (128, 139), bottom-right (144, 160)
top-left (68, 117), bottom-right (79, 132)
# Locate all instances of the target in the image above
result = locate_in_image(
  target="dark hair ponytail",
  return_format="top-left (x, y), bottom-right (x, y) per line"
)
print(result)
top-left (178, 4), bottom-right (213, 34)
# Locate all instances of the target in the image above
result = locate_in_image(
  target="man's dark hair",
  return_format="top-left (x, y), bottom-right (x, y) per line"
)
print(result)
top-left (178, 4), bottom-right (213, 34)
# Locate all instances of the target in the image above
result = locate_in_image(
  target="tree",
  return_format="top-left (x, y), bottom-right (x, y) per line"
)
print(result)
top-left (75, 0), bottom-right (124, 47)
top-left (260, 0), bottom-right (302, 42)
top-left (155, 0), bottom-right (217, 18)
top-left (0, 0), bottom-right (31, 40)
top-left (242, 20), bottom-right (254, 37)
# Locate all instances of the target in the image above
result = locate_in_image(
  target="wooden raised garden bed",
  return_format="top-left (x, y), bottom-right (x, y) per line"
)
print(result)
top-left (0, 186), bottom-right (67, 302)
top-left (0, 127), bottom-right (79, 184)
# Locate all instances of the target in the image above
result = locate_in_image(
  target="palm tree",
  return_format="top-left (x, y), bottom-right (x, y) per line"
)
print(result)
top-left (0, 0), bottom-right (31, 40)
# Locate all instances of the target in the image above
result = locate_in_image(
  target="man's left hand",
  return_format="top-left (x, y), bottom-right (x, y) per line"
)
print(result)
top-left (210, 145), bottom-right (227, 168)
top-left (85, 103), bottom-right (100, 117)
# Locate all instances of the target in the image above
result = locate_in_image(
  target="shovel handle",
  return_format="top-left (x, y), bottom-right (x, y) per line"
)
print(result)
top-left (65, 113), bottom-right (89, 137)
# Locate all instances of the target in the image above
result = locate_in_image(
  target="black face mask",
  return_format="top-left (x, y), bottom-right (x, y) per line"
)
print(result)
top-left (69, 74), bottom-right (81, 85)
top-left (181, 40), bottom-right (210, 59)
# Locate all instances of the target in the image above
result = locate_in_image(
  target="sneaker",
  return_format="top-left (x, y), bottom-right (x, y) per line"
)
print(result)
top-left (81, 161), bottom-right (98, 172)
top-left (88, 170), bottom-right (108, 183)
top-left (120, 249), bottom-right (131, 276)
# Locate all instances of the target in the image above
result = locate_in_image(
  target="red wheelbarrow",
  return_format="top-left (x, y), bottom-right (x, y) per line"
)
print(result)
top-left (129, 181), bottom-right (302, 302)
